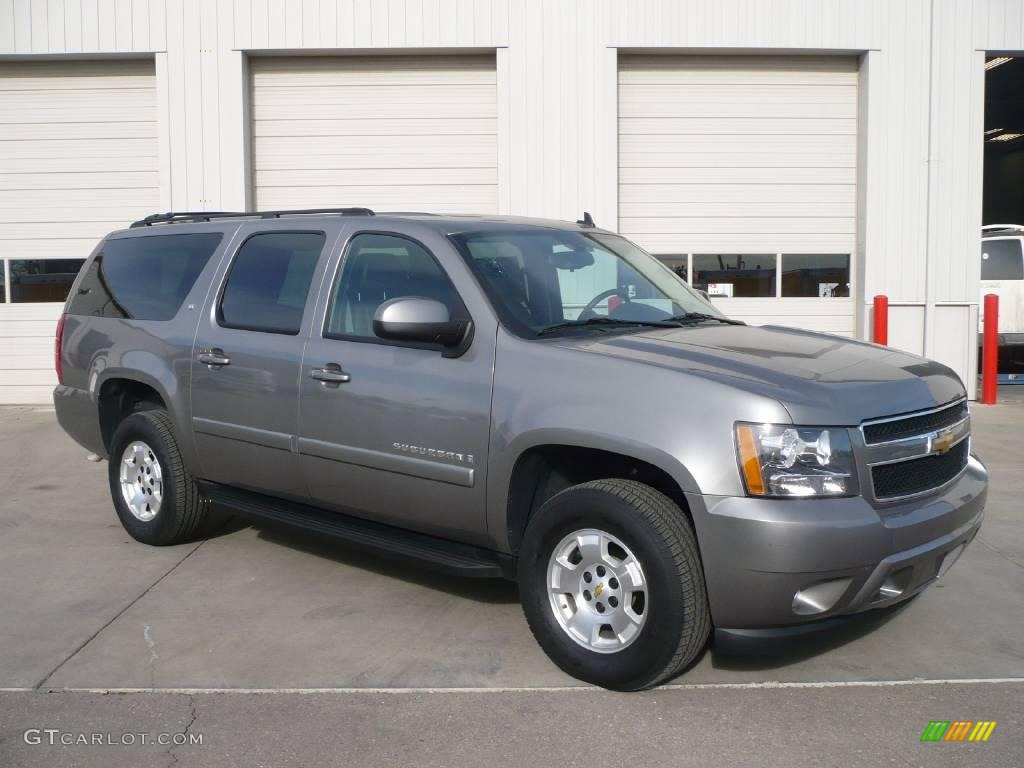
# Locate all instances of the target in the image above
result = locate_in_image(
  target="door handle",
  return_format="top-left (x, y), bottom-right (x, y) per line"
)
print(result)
top-left (311, 365), bottom-right (351, 384)
top-left (197, 349), bottom-right (231, 366)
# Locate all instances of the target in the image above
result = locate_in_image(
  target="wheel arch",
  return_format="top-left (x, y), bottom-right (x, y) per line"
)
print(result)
top-left (96, 373), bottom-right (170, 454)
top-left (501, 435), bottom-right (698, 555)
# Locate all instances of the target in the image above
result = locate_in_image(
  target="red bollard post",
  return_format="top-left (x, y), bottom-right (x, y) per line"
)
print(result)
top-left (982, 293), bottom-right (999, 405)
top-left (873, 295), bottom-right (888, 345)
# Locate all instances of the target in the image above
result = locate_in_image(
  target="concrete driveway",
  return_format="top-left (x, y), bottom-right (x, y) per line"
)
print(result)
top-left (1, 393), bottom-right (1022, 766)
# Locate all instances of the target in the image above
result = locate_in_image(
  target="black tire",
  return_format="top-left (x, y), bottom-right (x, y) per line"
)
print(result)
top-left (107, 409), bottom-right (205, 546)
top-left (518, 479), bottom-right (710, 690)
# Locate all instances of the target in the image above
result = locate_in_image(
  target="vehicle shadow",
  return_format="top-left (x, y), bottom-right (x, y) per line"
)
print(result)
top-left (204, 515), bottom-right (912, 670)
top-left (245, 520), bottom-right (522, 605)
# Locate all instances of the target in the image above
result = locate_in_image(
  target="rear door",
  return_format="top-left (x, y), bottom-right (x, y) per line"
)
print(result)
top-left (190, 224), bottom-right (339, 500)
top-left (980, 237), bottom-right (1024, 335)
top-left (296, 229), bottom-right (495, 542)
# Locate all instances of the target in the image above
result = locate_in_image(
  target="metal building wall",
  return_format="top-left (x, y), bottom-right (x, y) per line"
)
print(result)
top-left (2, 0), bottom-right (1024, 398)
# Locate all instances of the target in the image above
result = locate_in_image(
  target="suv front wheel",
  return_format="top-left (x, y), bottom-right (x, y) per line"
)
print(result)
top-left (108, 410), bottom-right (206, 546)
top-left (518, 479), bottom-right (710, 690)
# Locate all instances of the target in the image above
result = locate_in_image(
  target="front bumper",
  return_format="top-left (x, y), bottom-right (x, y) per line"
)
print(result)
top-left (687, 455), bottom-right (987, 630)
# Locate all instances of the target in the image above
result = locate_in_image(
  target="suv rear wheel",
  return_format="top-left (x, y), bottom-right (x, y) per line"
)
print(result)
top-left (518, 479), bottom-right (710, 690)
top-left (108, 410), bottom-right (206, 546)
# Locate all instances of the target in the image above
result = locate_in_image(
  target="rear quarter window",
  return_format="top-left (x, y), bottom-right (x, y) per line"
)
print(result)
top-left (69, 232), bottom-right (223, 320)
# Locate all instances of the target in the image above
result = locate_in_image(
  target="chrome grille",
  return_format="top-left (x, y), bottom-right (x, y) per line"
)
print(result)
top-left (871, 439), bottom-right (969, 500)
top-left (862, 400), bottom-right (969, 445)
top-left (860, 399), bottom-right (970, 501)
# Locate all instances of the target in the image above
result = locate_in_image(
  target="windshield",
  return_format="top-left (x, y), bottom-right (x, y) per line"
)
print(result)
top-left (450, 230), bottom-right (725, 337)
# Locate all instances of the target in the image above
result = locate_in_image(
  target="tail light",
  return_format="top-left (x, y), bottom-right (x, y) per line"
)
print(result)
top-left (55, 313), bottom-right (67, 385)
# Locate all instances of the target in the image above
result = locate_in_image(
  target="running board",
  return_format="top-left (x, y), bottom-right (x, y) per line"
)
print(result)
top-left (200, 482), bottom-right (510, 579)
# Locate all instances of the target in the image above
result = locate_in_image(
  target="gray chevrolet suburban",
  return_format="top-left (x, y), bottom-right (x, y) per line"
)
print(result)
top-left (53, 208), bottom-right (987, 690)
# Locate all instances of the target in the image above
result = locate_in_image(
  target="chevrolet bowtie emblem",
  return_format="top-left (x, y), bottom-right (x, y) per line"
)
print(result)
top-left (931, 430), bottom-right (955, 455)
top-left (594, 583), bottom-right (604, 598)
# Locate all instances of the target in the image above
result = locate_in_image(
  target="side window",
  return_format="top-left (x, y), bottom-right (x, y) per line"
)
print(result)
top-left (219, 231), bottom-right (325, 335)
top-left (981, 239), bottom-right (1024, 280)
top-left (326, 233), bottom-right (462, 340)
top-left (70, 233), bottom-right (222, 320)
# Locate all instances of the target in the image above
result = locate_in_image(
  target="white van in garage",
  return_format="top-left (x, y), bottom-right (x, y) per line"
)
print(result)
top-left (981, 225), bottom-right (1024, 370)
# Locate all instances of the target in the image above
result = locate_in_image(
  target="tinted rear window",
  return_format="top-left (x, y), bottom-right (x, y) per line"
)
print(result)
top-left (69, 232), bottom-right (223, 320)
top-left (981, 238), bottom-right (1024, 280)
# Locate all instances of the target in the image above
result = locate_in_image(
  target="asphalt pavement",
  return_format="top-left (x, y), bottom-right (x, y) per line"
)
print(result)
top-left (0, 388), bottom-right (1021, 766)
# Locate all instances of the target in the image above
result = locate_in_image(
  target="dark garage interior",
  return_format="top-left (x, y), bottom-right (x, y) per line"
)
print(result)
top-left (984, 56), bottom-right (1024, 225)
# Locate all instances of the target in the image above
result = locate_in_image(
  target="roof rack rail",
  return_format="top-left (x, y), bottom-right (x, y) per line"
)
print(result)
top-left (130, 207), bottom-right (376, 228)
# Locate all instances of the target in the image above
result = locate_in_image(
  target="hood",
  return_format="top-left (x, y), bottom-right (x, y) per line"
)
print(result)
top-left (555, 323), bottom-right (966, 425)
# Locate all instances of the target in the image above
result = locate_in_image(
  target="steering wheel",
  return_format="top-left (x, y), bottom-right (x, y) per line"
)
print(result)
top-left (578, 288), bottom-right (629, 320)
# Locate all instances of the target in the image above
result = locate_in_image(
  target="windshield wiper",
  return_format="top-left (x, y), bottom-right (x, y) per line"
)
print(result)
top-left (666, 312), bottom-right (745, 326)
top-left (536, 317), bottom-right (677, 336)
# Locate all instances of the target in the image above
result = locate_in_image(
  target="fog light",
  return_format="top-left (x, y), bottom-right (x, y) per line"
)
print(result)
top-left (937, 544), bottom-right (965, 578)
top-left (792, 578), bottom-right (852, 616)
top-left (873, 566), bottom-right (912, 603)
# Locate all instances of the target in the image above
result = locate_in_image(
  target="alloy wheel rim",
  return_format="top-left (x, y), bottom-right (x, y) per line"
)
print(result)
top-left (546, 528), bottom-right (649, 653)
top-left (119, 440), bottom-right (164, 522)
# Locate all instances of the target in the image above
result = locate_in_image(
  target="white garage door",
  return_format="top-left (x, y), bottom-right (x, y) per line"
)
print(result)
top-left (619, 55), bottom-right (858, 336)
top-left (0, 59), bottom-right (158, 404)
top-left (251, 55), bottom-right (498, 214)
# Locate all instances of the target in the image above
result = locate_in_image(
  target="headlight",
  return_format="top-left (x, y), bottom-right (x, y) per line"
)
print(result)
top-left (735, 423), bottom-right (857, 498)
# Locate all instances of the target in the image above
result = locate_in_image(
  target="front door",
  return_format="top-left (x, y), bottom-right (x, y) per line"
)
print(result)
top-left (191, 227), bottom-right (333, 500)
top-left (297, 231), bottom-right (494, 541)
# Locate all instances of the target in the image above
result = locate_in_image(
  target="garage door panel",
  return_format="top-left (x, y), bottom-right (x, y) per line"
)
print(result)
top-left (620, 217), bottom-right (855, 235)
top-left (0, 222), bottom-right (138, 240)
top-left (621, 152), bottom-right (854, 169)
top-left (253, 117), bottom-right (495, 138)
top-left (0, 138), bottom-right (158, 160)
top-left (256, 167), bottom-right (496, 187)
top-left (253, 134), bottom-right (496, 164)
top-left (619, 166), bottom-right (855, 184)
top-left (255, 185), bottom-right (499, 212)
top-left (619, 201), bottom-right (854, 218)
top-left (2, 156), bottom-right (158, 174)
top-left (619, 183), bottom-right (856, 204)
top-left (251, 54), bottom-right (495, 81)
top-left (253, 99), bottom-right (491, 121)
top-left (620, 133), bottom-right (855, 154)
top-left (0, 237), bottom-right (100, 258)
top-left (620, 55), bottom-right (858, 81)
top-left (619, 117), bottom-right (856, 136)
top-left (0, 121), bottom-right (157, 140)
top-left (252, 55), bottom-right (497, 214)
top-left (0, 188), bottom-right (157, 209)
top-left (635, 234), bottom-right (856, 253)
top-left (0, 171), bottom-right (158, 190)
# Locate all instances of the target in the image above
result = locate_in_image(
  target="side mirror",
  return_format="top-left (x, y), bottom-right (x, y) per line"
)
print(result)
top-left (372, 297), bottom-right (471, 355)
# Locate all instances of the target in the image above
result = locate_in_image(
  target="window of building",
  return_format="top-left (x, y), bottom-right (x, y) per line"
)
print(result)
top-left (69, 232), bottom-right (223, 320)
top-left (981, 239), bottom-right (1024, 280)
top-left (219, 231), bottom-right (325, 335)
top-left (8, 259), bottom-right (86, 303)
top-left (692, 254), bottom-right (776, 298)
top-left (655, 255), bottom-right (688, 283)
top-left (781, 254), bottom-right (851, 297)
top-left (326, 233), bottom-right (461, 340)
